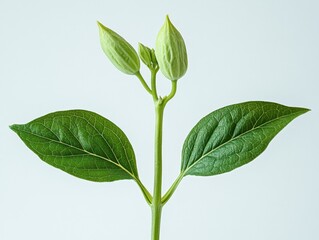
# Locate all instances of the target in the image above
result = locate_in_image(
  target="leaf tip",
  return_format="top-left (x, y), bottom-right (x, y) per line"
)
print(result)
top-left (296, 107), bottom-right (311, 115)
top-left (9, 124), bottom-right (21, 135)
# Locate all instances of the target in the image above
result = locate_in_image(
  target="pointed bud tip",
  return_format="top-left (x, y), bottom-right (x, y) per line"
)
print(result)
top-left (97, 21), bottom-right (110, 32)
top-left (165, 15), bottom-right (172, 25)
top-left (97, 21), bottom-right (103, 28)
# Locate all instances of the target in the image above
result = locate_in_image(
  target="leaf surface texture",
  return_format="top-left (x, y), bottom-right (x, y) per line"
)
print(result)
top-left (181, 101), bottom-right (308, 176)
top-left (11, 110), bottom-right (138, 182)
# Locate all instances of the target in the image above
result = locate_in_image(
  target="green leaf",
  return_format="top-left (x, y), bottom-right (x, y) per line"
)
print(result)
top-left (181, 101), bottom-right (309, 177)
top-left (10, 110), bottom-right (139, 182)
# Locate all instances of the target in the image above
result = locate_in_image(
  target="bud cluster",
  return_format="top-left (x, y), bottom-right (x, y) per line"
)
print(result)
top-left (98, 15), bottom-right (188, 82)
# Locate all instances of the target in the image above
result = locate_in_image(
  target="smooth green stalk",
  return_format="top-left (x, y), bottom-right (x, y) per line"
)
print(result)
top-left (150, 78), bottom-right (178, 240)
top-left (163, 81), bottom-right (177, 106)
top-left (136, 71), bottom-right (152, 95)
top-left (151, 101), bottom-right (164, 240)
top-left (151, 68), bottom-right (159, 101)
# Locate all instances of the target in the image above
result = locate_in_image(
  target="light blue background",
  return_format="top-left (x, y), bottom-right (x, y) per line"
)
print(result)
top-left (1, 0), bottom-right (318, 239)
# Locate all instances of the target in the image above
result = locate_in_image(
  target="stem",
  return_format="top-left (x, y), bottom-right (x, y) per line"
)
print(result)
top-left (136, 71), bottom-right (152, 95)
top-left (151, 204), bottom-right (162, 240)
top-left (163, 81), bottom-right (177, 106)
top-left (150, 78), bottom-right (179, 240)
top-left (151, 102), bottom-right (164, 240)
top-left (151, 69), bottom-right (159, 101)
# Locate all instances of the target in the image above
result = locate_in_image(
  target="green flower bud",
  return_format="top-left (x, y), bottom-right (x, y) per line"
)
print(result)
top-left (138, 43), bottom-right (152, 67)
top-left (97, 21), bottom-right (140, 75)
top-left (155, 15), bottom-right (188, 81)
top-left (138, 43), bottom-right (158, 70)
top-left (150, 49), bottom-right (158, 67)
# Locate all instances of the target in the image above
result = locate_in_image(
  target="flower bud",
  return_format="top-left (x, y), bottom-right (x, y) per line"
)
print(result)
top-left (155, 15), bottom-right (188, 81)
top-left (138, 43), bottom-right (152, 67)
top-left (138, 43), bottom-right (158, 70)
top-left (150, 49), bottom-right (158, 67)
top-left (97, 21), bottom-right (140, 75)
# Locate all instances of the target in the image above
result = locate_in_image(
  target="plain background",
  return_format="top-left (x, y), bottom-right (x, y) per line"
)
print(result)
top-left (1, 0), bottom-right (318, 239)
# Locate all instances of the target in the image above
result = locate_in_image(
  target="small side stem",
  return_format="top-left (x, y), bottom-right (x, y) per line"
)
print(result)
top-left (163, 81), bottom-right (177, 105)
top-left (151, 69), bottom-right (159, 101)
top-left (136, 71), bottom-right (152, 95)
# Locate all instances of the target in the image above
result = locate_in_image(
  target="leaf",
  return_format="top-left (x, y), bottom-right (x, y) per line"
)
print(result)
top-left (10, 110), bottom-right (139, 182)
top-left (181, 101), bottom-right (309, 177)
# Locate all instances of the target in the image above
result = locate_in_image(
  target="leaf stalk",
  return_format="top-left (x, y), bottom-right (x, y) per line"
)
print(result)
top-left (161, 173), bottom-right (184, 205)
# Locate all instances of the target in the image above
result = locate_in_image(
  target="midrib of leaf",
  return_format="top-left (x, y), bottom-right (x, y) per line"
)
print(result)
top-left (15, 128), bottom-right (138, 180)
top-left (182, 110), bottom-right (304, 175)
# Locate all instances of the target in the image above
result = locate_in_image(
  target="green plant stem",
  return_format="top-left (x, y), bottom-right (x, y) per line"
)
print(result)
top-left (151, 69), bottom-right (159, 101)
top-left (136, 71), bottom-right (152, 95)
top-left (150, 73), bottom-right (177, 240)
top-left (151, 102), bottom-right (164, 240)
top-left (163, 81), bottom-right (177, 105)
